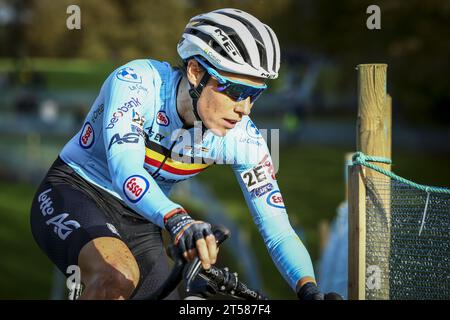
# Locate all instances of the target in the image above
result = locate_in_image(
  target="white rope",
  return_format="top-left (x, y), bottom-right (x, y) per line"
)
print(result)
top-left (418, 192), bottom-right (430, 236)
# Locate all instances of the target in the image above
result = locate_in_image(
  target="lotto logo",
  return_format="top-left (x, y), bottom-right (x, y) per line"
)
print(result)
top-left (79, 122), bottom-right (94, 148)
top-left (266, 190), bottom-right (285, 209)
top-left (156, 111), bottom-right (170, 126)
top-left (123, 175), bottom-right (149, 203)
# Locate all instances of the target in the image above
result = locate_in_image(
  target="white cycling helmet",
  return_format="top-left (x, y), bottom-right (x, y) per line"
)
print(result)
top-left (177, 8), bottom-right (280, 79)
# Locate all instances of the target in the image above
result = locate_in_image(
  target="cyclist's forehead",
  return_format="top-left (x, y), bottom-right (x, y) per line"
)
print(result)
top-left (217, 69), bottom-right (266, 87)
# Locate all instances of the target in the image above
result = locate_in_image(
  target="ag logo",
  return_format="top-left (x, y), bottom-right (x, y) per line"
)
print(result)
top-left (46, 213), bottom-right (81, 240)
top-left (116, 67), bottom-right (142, 83)
top-left (108, 132), bottom-right (140, 150)
top-left (246, 120), bottom-right (261, 139)
top-left (123, 175), bottom-right (149, 203)
top-left (156, 111), bottom-right (170, 126)
top-left (79, 122), bottom-right (94, 149)
top-left (266, 190), bottom-right (285, 209)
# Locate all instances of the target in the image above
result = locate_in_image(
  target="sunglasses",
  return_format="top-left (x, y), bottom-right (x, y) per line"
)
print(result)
top-left (194, 57), bottom-right (267, 103)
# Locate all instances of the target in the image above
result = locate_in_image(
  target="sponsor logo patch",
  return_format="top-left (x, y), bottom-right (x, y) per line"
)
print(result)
top-left (251, 183), bottom-right (274, 198)
top-left (123, 175), bottom-right (149, 203)
top-left (266, 190), bottom-right (285, 209)
top-left (156, 111), bottom-right (170, 126)
top-left (108, 132), bottom-right (140, 150)
top-left (38, 188), bottom-right (54, 216)
top-left (246, 120), bottom-right (261, 139)
top-left (37, 188), bottom-right (81, 240)
top-left (90, 103), bottom-right (104, 124)
top-left (116, 67), bottom-right (142, 83)
top-left (106, 97), bottom-right (141, 129)
top-left (79, 122), bottom-right (95, 149)
top-left (129, 84), bottom-right (148, 94)
top-left (46, 213), bottom-right (81, 240)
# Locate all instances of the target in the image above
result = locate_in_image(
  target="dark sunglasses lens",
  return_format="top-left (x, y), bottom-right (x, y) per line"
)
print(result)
top-left (225, 84), bottom-right (247, 101)
top-left (217, 81), bottom-right (266, 102)
top-left (250, 89), bottom-right (264, 102)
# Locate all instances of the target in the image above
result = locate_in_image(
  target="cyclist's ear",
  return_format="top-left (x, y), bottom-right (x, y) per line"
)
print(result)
top-left (186, 59), bottom-right (205, 87)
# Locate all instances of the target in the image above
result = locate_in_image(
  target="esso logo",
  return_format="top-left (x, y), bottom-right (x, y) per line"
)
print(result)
top-left (246, 120), bottom-right (261, 139)
top-left (266, 190), bottom-right (285, 209)
top-left (79, 122), bottom-right (94, 149)
top-left (123, 175), bottom-right (149, 203)
top-left (156, 111), bottom-right (170, 126)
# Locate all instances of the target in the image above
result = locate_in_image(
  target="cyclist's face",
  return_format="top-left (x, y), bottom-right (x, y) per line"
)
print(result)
top-left (187, 59), bottom-right (265, 137)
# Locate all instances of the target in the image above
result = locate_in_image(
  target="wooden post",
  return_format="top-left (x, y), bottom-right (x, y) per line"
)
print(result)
top-left (356, 64), bottom-right (389, 175)
top-left (349, 64), bottom-right (391, 299)
top-left (384, 94), bottom-right (392, 160)
top-left (348, 165), bottom-right (366, 300)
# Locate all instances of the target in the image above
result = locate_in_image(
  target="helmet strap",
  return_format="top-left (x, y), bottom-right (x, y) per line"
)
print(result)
top-left (188, 71), bottom-right (211, 132)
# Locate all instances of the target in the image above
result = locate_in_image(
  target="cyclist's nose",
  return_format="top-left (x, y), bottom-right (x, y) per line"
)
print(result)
top-left (234, 98), bottom-right (251, 116)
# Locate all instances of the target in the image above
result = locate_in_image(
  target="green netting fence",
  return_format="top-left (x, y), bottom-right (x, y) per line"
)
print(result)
top-left (352, 152), bottom-right (450, 300)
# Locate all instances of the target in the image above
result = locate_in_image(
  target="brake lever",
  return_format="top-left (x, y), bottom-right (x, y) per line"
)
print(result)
top-left (184, 225), bottom-right (230, 292)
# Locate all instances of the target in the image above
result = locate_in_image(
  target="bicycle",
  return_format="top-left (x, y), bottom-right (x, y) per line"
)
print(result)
top-left (140, 225), bottom-right (269, 300)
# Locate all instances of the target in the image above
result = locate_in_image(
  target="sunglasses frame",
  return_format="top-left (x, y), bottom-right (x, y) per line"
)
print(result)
top-left (194, 57), bottom-right (267, 103)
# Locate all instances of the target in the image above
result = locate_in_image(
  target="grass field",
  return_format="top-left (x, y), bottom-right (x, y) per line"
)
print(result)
top-left (0, 181), bottom-right (53, 299)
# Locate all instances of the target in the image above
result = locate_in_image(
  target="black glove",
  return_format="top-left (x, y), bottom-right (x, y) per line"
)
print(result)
top-left (164, 208), bottom-right (213, 254)
top-left (296, 282), bottom-right (343, 300)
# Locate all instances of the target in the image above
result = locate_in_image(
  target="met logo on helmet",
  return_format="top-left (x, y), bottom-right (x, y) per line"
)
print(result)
top-left (79, 122), bottom-right (95, 149)
top-left (156, 111), bottom-right (170, 126)
top-left (123, 175), bottom-right (149, 203)
top-left (116, 67), bottom-right (142, 84)
top-left (214, 28), bottom-right (240, 57)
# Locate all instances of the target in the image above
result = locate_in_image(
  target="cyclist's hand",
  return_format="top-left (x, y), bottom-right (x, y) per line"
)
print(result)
top-left (296, 282), bottom-right (344, 300)
top-left (164, 208), bottom-right (217, 270)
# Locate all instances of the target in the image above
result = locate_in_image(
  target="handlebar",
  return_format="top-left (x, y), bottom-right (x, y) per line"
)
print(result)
top-left (139, 225), bottom-right (267, 300)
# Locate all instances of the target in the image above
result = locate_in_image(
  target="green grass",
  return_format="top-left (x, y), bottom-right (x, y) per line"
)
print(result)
top-left (0, 58), bottom-right (117, 90)
top-left (0, 181), bottom-right (53, 299)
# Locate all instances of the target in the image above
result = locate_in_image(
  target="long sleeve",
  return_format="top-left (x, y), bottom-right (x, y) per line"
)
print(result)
top-left (102, 61), bottom-right (181, 228)
top-left (225, 117), bottom-right (316, 291)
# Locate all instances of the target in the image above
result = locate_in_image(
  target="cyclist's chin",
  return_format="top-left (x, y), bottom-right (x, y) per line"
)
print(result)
top-left (204, 120), bottom-right (228, 137)
top-left (209, 126), bottom-right (227, 137)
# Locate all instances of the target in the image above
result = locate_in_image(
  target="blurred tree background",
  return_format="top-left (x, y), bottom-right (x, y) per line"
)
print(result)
top-left (1, 0), bottom-right (449, 124)
top-left (0, 0), bottom-right (449, 299)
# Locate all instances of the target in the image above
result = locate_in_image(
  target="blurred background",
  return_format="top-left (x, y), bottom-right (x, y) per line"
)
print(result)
top-left (0, 0), bottom-right (449, 299)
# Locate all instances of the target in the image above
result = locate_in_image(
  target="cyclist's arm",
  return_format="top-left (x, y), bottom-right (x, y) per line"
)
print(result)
top-left (103, 61), bottom-right (182, 228)
top-left (225, 120), bottom-right (316, 292)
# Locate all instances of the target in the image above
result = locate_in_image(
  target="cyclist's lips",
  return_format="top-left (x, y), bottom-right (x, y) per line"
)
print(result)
top-left (223, 118), bottom-right (239, 128)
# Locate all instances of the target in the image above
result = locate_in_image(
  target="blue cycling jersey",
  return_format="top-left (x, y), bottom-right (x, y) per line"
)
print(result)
top-left (60, 58), bottom-right (315, 291)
